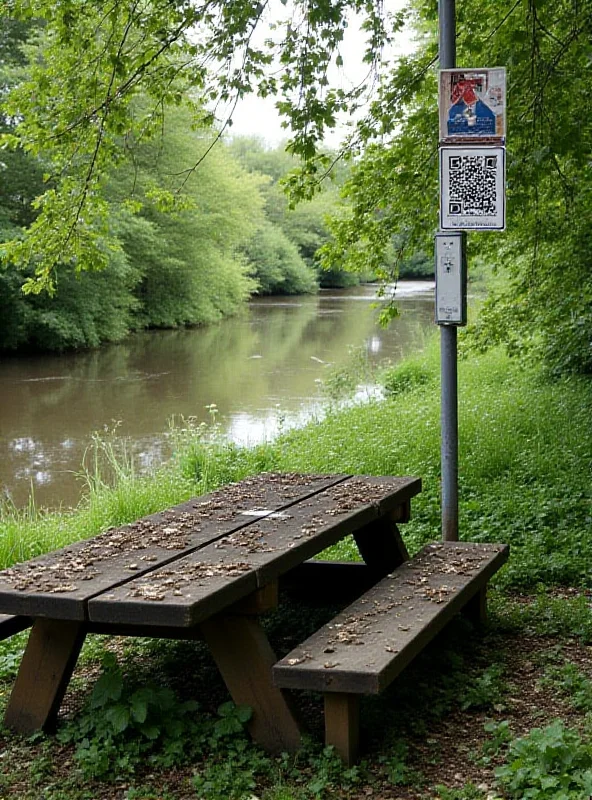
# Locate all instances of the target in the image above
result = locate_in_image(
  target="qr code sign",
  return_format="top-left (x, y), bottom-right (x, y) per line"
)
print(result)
top-left (448, 154), bottom-right (498, 215)
top-left (440, 146), bottom-right (505, 230)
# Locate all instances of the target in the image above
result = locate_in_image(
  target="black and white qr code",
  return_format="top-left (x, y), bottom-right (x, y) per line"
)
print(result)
top-left (447, 154), bottom-right (498, 216)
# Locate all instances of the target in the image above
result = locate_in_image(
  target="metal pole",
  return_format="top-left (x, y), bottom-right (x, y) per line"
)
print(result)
top-left (440, 325), bottom-right (458, 540)
top-left (439, 0), bottom-right (460, 542)
top-left (439, 0), bottom-right (456, 71)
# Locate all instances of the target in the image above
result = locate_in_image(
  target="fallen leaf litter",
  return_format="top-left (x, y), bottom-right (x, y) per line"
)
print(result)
top-left (278, 543), bottom-right (506, 667)
top-left (0, 472), bottom-right (336, 595)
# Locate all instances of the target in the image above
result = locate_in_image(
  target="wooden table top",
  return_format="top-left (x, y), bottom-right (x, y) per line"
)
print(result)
top-left (0, 473), bottom-right (421, 627)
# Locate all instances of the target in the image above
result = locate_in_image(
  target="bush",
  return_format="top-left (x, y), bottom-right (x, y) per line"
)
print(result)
top-left (381, 359), bottom-right (434, 396)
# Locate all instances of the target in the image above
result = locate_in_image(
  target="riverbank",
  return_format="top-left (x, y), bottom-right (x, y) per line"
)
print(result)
top-left (0, 345), bottom-right (591, 798)
top-left (0, 282), bottom-right (434, 508)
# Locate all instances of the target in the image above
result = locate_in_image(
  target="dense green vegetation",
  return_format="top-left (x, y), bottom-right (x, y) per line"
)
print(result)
top-left (0, 345), bottom-right (591, 797)
top-left (2, 0), bottom-right (589, 374)
top-left (0, 21), bottom-right (367, 352)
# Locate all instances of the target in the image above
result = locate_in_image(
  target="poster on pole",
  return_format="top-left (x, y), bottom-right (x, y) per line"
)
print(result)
top-left (439, 146), bottom-right (506, 231)
top-left (439, 68), bottom-right (506, 142)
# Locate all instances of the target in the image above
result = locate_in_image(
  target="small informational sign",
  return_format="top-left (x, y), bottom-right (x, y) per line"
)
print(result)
top-left (435, 233), bottom-right (467, 325)
top-left (439, 68), bottom-right (506, 142)
top-left (440, 146), bottom-right (506, 231)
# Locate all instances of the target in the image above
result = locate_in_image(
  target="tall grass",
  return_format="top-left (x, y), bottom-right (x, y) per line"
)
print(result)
top-left (1, 345), bottom-right (590, 589)
top-left (0, 433), bottom-right (194, 569)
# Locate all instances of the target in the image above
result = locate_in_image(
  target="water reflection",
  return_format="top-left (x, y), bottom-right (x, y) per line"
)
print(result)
top-left (0, 281), bottom-right (434, 508)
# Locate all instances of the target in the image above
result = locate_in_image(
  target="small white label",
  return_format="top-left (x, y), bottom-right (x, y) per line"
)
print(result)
top-left (240, 510), bottom-right (290, 519)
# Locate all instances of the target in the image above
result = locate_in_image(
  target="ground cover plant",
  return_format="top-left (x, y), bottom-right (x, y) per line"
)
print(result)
top-left (0, 344), bottom-right (590, 798)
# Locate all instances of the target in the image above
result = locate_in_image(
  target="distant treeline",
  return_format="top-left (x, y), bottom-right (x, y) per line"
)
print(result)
top-left (0, 21), bottom-right (429, 353)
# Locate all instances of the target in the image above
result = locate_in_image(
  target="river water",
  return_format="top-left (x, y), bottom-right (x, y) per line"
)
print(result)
top-left (0, 281), bottom-right (434, 509)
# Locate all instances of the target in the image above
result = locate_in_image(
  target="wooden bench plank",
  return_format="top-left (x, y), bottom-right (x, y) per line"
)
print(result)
top-left (272, 542), bottom-right (509, 695)
top-left (87, 476), bottom-right (421, 627)
top-left (0, 473), bottom-right (347, 621)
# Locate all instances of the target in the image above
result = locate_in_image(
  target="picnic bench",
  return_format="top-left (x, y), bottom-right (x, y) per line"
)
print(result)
top-left (0, 473), bottom-right (508, 763)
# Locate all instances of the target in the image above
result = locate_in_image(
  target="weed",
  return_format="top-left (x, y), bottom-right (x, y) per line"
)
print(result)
top-left (57, 652), bottom-right (211, 778)
top-left (125, 788), bottom-right (176, 800)
top-left (494, 720), bottom-right (592, 798)
top-left (491, 592), bottom-right (592, 642)
top-left (539, 661), bottom-right (592, 713)
top-left (481, 720), bottom-right (513, 764)
top-left (434, 785), bottom-right (487, 799)
top-left (303, 744), bottom-right (365, 798)
top-left (460, 663), bottom-right (507, 711)
top-left (381, 358), bottom-right (434, 396)
top-left (192, 704), bottom-right (273, 800)
top-left (262, 787), bottom-right (306, 800)
top-left (192, 738), bottom-right (272, 800)
top-left (378, 739), bottom-right (424, 787)
top-left (0, 633), bottom-right (26, 681)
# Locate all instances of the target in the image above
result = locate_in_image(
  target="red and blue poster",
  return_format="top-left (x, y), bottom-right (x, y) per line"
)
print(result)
top-left (439, 68), bottom-right (506, 142)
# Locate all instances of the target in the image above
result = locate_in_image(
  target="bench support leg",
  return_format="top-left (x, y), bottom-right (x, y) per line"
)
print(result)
top-left (462, 586), bottom-right (488, 626)
top-left (324, 693), bottom-right (360, 766)
top-left (4, 619), bottom-right (86, 734)
top-left (200, 614), bottom-right (303, 754)
top-left (354, 517), bottom-right (409, 578)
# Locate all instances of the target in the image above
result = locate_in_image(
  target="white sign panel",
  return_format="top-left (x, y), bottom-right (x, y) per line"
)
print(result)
top-left (440, 146), bottom-right (506, 231)
top-left (439, 68), bottom-right (506, 142)
top-left (435, 233), bottom-right (466, 325)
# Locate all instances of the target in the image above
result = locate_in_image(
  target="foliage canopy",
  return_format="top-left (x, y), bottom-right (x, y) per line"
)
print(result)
top-left (1, 0), bottom-right (592, 370)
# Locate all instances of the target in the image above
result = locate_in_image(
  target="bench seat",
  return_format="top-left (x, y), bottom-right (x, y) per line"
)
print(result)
top-left (273, 541), bottom-right (509, 763)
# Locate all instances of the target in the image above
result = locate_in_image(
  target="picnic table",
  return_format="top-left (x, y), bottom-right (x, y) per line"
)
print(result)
top-left (0, 472), bottom-right (508, 763)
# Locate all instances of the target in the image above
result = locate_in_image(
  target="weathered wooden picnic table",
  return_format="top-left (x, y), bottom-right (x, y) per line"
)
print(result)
top-left (0, 472), bottom-right (508, 763)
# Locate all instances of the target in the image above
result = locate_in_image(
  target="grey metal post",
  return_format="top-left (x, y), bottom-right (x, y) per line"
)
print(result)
top-left (439, 0), bottom-right (460, 541)
top-left (440, 324), bottom-right (458, 540)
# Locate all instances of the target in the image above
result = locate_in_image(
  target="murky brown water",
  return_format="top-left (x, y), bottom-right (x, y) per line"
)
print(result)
top-left (0, 282), bottom-right (434, 508)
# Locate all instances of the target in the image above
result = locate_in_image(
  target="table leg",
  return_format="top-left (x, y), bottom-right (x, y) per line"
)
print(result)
top-left (4, 618), bottom-right (86, 734)
top-left (353, 514), bottom-right (409, 577)
top-left (462, 586), bottom-right (488, 626)
top-left (200, 614), bottom-right (303, 754)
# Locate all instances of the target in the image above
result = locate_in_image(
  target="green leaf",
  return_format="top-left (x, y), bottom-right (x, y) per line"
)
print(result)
top-left (130, 693), bottom-right (148, 724)
top-left (90, 670), bottom-right (123, 708)
top-left (140, 724), bottom-right (160, 740)
top-left (105, 703), bottom-right (130, 735)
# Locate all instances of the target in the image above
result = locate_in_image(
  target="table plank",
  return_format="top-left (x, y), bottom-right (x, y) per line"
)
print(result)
top-left (0, 473), bottom-right (348, 620)
top-left (88, 476), bottom-right (421, 627)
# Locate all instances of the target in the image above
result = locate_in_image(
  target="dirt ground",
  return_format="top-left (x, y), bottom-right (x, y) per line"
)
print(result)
top-left (0, 599), bottom-right (590, 800)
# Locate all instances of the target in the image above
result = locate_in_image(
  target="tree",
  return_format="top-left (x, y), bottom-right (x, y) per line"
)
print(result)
top-left (243, 220), bottom-right (318, 295)
top-left (1, 0), bottom-right (401, 290)
top-left (0, 29), bottom-right (265, 350)
top-left (229, 136), bottom-right (360, 287)
top-left (107, 103), bottom-right (263, 328)
top-left (320, 0), bottom-right (592, 372)
top-left (2, 0), bottom-right (592, 371)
